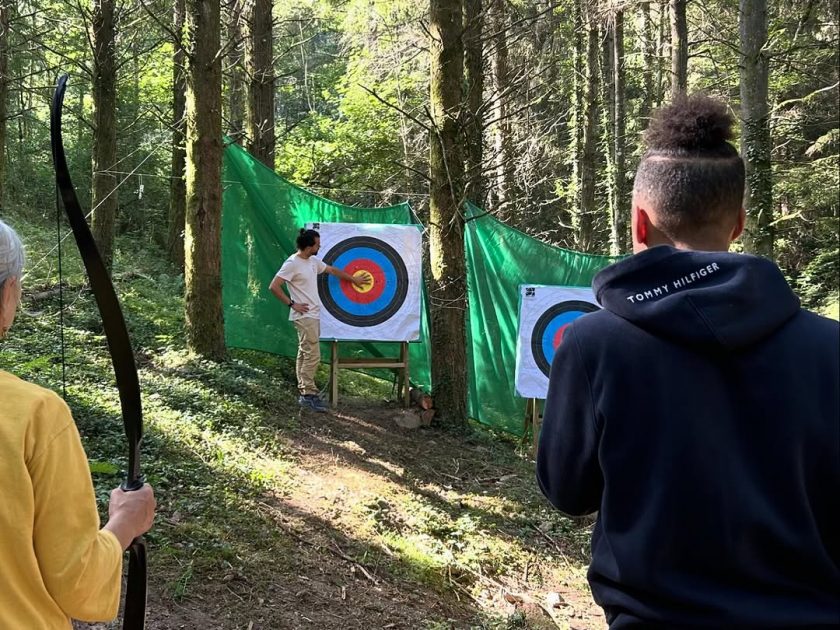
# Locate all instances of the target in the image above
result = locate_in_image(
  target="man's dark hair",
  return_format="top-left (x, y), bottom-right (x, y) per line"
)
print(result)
top-left (634, 93), bottom-right (745, 239)
top-left (296, 228), bottom-right (319, 250)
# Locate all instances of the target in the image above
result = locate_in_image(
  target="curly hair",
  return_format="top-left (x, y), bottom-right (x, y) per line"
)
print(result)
top-left (645, 94), bottom-right (738, 155)
top-left (634, 93), bottom-right (745, 238)
top-left (296, 228), bottom-right (320, 251)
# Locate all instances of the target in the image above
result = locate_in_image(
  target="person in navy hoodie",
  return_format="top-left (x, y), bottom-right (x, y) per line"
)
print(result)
top-left (537, 93), bottom-right (839, 628)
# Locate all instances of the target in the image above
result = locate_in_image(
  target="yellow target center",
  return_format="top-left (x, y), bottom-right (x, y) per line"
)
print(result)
top-left (352, 270), bottom-right (375, 294)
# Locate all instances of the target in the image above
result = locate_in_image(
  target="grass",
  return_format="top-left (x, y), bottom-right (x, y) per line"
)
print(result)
top-left (4, 218), bottom-right (602, 629)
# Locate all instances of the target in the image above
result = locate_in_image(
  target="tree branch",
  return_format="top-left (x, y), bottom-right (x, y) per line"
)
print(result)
top-left (359, 84), bottom-right (431, 132)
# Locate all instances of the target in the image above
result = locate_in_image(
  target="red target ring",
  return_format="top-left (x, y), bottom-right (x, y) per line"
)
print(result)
top-left (339, 259), bottom-right (386, 304)
top-left (553, 324), bottom-right (570, 349)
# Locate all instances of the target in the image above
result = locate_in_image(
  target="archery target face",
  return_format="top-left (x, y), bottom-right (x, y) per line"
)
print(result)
top-left (307, 222), bottom-right (422, 341)
top-left (515, 285), bottom-right (600, 399)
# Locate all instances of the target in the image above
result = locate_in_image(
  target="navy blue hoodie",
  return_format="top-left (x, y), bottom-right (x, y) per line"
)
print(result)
top-left (537, 246), bottom-right (840, 628)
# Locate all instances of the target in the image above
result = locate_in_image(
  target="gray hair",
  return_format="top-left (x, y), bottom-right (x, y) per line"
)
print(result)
top-left (0, 219), bottom-right (25, 289)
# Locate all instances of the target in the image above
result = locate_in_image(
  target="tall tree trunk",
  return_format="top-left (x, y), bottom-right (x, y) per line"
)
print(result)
top-left (226, 0), bottom-right (245, 141)
top-left (573, 0), bottom-right (598, 251)
top-left (571, 0), bottom-right (583, 235)
top-left (739, 0), bottom-right (773, 256)
top-left (245, 0), bottom-right (274, 169)
top-left (490, 0), bottom-right (513, 219)
top-left (16, 61), bottom-right (23, 164)
top-left (0, 1), bottom-right (10, 211)
top-left (75, 80), bottom-right (86, 173)
top-left (463, 0), bottom-right (484, 207)
top-left (168, 0), bottom-right (187, 269)
top-left (129, 41), bottom-right (143, 231)
top-left (670, 0), bottom-right (687, 97)
top-left (640, 1), bottom-right (655, 119)
top-left (428, 0), bottom-right (467, 425)
top-left (657, 0), bottom-right (669, 103)
top-left (185, 0), bottom-right (225, 359)
top-left (91, 0), bottom-right (118, 270)
top-left (579, 14), bottom-right (600, 253)
top-left (601, 22), bottom-right (616, 248)
top-left (611, 10), bottom-right (628, 255)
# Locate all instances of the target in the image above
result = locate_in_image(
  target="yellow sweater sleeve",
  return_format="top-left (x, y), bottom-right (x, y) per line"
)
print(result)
top-left (27, 395), bottom-right (123, 622)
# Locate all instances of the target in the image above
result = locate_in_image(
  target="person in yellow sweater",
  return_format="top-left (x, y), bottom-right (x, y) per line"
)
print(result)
top-left (0, 218), bottom-right (157, 628)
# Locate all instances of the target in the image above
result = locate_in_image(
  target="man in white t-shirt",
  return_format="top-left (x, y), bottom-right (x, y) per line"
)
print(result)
top-left (269, 228), bottom-right (370, 411)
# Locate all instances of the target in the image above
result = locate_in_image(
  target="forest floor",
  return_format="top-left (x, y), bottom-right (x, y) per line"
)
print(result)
top-left (3, 220), bottom-right (606, 630)
top-left (112, 397), bottom-right (604, 630)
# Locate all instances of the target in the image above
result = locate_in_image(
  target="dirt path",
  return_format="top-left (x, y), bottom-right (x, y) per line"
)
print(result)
top-left (78, 399), bottom-right (606, 629)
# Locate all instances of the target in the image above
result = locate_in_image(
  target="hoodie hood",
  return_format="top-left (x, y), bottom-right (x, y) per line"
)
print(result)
top-left (593, 246), bottom-right (800, 350)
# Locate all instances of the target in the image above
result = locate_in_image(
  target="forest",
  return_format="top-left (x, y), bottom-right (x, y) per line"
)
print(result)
top-left (0, 0), bottom-right (837, 628)
top-left (1, 0), bottom-right (837, 419)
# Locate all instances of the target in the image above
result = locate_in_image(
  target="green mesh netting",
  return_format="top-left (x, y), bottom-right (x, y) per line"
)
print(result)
top-left (464, 203), bottom-right (620, 434)
top-left (221, 142), bottom-right (619, 435)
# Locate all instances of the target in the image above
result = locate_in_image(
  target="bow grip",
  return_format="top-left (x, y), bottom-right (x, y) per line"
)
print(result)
top-left (121, 476), bottom-right (145, 492)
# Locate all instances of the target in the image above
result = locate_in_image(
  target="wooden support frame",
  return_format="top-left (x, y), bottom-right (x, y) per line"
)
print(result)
top-left (523, 398), bottom-right (543, 452)
top-left (329, 340), bottom-right (411, 408)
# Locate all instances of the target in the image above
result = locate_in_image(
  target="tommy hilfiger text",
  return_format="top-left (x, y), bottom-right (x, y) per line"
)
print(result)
top-left (626, 262), bottom-right (721, 304)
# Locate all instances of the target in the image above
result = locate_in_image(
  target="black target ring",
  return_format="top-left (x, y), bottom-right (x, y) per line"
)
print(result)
top-left (318, 236), bottom-right (409, 327)
top-left (531, 300), bottom-right (599, 377)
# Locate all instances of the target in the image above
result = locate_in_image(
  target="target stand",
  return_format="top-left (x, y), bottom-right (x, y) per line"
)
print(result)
top-left (328, 341), bottom-right (411, 408)
top-left (515, 284), bottom-right (601, 453)
top-left (523, 398), bottom-right (543, 452)
top-left (310, 222), bottom-right (422, 409)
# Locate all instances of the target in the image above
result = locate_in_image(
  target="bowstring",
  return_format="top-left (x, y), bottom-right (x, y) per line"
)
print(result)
top-left (46, 95), bottom-right (164, 399)
top-left (55, 165), bottom-right (67, 399)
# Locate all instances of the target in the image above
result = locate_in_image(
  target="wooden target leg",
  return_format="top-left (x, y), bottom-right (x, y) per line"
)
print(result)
top-left (532, 399), bottom-right (541, 453)
top-left (402, 342), bottom-right (410, 408)
top-left (330, 340), bottom-right (339, 407)
top-left (395, 345), bottom-right (403, 405)
top-left (522, 399), bottom-right (532, 446)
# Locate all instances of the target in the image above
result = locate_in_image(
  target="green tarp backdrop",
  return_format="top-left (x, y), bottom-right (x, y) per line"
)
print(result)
top-left (463, 203), bottom-right (618, 434)
top-left (221, 140), bottom-right (432, 391)
top-left (221, 141), bottom-right (619, 435)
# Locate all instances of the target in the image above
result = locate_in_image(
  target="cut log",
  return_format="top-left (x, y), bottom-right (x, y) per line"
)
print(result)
top-left (419, 408), bottom-right (436, 426)
top-left (409, 387), bottom-right (434, 410)
top-left (394, 408), bottom-right (436, 429)
top-left (394, 409), bottom-right (423, 429)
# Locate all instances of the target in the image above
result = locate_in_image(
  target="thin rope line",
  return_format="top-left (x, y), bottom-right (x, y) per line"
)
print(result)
top-left (307, 186), bottom-right (429, 198)
top-left (25, 147), bottom-right (163, 281)
top-left (99, 144), bottom-right (149, 173)
top-left (96, 169), bottom-right (432, 199)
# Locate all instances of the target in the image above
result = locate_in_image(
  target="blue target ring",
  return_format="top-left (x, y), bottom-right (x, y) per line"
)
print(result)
top-left (531, 300), bottom-right (599, 377)
top-left (326, 247), bottom-right (397, 316)
top-left (318, 236), bottom-right (409, 327)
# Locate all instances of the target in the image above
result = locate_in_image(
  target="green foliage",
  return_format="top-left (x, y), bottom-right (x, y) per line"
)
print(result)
top-left (796, 246), bottom-right (840, 311)
top-left (88, 460), bottom-right (120, 475)
top-left (821, 297), bottom-right (839, 321)
top-left (677, 0), bottom-right (838, 302)
top-left (273, 0), bottom-right (428, 206)
top-left (4, 0), bottom-right (837, 291)
top-left (2, 216), bottom-right (594, 625)
top-left (4, 0), bottom-right (176, 240)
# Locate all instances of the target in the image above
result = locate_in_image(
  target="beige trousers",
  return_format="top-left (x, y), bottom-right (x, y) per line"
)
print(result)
top-left (292, 317), bottom-right (321, 396)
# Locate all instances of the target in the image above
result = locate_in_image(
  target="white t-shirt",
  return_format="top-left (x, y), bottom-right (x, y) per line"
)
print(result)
top-left (275, 253), bottom-right (328, 321)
